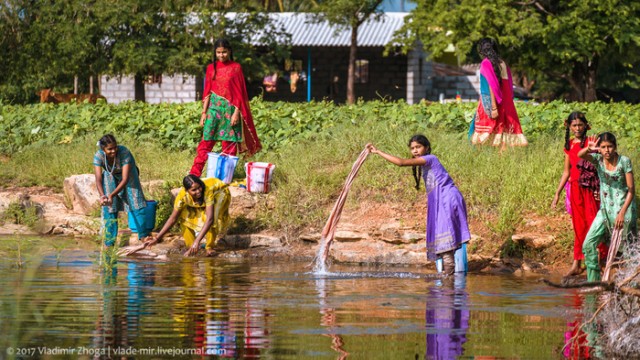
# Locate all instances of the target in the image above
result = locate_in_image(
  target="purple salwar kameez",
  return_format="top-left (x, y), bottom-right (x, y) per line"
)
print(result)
top-left (422, 155), bottom-right (471, 261)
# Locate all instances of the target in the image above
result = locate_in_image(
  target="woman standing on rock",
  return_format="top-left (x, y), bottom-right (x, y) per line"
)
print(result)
top-left (125, 175), bottom-right (231, 257)
top-left (367, 135), bottom-right (471, 275)
top-left (469, 38), bottom-right (527, 148)
top-left (190, 38), bottom-right (261, 177)
top-left (93, 134), bottom-right (149, 247)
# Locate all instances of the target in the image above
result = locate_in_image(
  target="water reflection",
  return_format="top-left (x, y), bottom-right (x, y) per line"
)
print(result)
top-left (425, 275), bottom-right (469, 359)
top-left (316, 277), bottom-right (349, 360)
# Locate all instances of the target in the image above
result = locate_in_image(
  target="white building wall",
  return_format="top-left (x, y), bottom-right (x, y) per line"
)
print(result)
top-left (406, 44), bottom-right (432, 105)
top-left (100, 74), bottom-right (197, 104)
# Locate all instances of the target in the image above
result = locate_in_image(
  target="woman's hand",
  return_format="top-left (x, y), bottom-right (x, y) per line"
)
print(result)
top-left (143, 236), bottom-right (159, 247)
top-left (231, 111), bottom-right (240, 126)
top-left (366, 143), bottom-right (378, 154)
top-left (100, 195), bottom-right (109, 206)
top-left (200, 112), bottom-right (206, 127)
top-left (551, 193), bottom-right (559, 209)
top-left (104, 194), bottom-right (113, 206)
top-left (184, 243), bottom-right (200, 257)
top-left (491, 107), bottom-right (499, 119)
top-left (615, 211), bottom-right (625, 229)
top-left (586, 135), bottom-right (600, 152)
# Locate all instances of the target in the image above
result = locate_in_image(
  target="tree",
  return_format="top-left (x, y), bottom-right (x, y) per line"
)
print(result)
top-left (394, 0), bottom-right (640, 102)
top-left (314, 0), bottom-right (383, 104)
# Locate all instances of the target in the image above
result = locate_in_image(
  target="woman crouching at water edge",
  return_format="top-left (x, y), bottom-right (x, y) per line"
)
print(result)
top-left (367, 135), bottom-right (471, 275)
top-left (94, 134), bottom-right (149, 247)
top-left (129, 176), bottom-right (231, 257)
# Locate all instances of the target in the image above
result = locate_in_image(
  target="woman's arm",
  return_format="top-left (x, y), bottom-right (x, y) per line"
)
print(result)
top-left (578, 135), bottom-right (599, 163)
top-left (489, 88), bottom-right (498, 119)
top-left (367, 144), bottom-right (426, 167)
top-left (184, 204), bottom-right (215, 256)
top-left (94, 166), bottom-right (108, 205)
top-left (106, 163), bottom-right (131, 205)
top-left (200, 94), bottom-right (210, 126)
top-left (551, 154), bottom-right (571, 208)
top-left (615, 171), bottom-right (635, 229)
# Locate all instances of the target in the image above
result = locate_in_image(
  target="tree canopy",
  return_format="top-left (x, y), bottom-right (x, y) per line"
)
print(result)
top-left (395, 0), bottom-right (640, 101)
top-left (0, 0), bottom-right (291, 103)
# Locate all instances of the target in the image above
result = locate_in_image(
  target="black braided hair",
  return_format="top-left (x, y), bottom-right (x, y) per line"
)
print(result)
top-left (212, 39), bottom-right (234, 81)
top-left (477, 38), bottom-right (503, 79)
top-left (565, 111), bottom-right (590, 151)
top-left (408, 135), bottom-right (431, 191)
top-left (98, 134), bottom-right (117, 149)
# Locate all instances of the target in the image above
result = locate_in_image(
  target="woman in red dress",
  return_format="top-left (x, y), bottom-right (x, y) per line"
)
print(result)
top-left (190, 39), bottom-right (261, 177)
top-left (469, 38), bottom-right (527, 148)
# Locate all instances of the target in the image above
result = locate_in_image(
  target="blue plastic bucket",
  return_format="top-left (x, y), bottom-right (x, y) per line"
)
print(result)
top-left (206, 152), bottom-right (239, 184)
top-left (128, 200), bottom-right (157, 233)
top-left (436, 243), bottom-right (468, 274)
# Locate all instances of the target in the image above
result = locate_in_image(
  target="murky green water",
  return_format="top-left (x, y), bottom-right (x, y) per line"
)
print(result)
top-left (0, 237), bottom-right (593, 359)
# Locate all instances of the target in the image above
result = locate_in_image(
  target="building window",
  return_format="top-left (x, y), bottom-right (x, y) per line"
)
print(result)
top-left (145, 74), bottom-right (162, 85)
top-left (355, 59), bottom-right (369, 84)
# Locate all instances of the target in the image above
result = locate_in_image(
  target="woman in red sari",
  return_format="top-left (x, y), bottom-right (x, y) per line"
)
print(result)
top-left (469, 38), bottom-right (527, 148)
top-left (190, 39), bottom-right (262, 177)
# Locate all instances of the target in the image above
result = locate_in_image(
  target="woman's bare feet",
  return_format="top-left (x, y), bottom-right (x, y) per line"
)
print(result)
top-left (564, 261), bottom-right (584, 277)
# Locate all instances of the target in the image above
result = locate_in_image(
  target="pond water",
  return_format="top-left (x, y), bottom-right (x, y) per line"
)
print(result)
top-left (0, 237), bottom-right (596, 359)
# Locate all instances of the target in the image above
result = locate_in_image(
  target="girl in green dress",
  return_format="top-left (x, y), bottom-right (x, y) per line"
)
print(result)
top-left (579, 132), bottom-right (637, 281)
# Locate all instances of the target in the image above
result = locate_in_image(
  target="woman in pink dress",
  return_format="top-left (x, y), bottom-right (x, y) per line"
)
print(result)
top-left (469, 38), bottom-right (528, 147)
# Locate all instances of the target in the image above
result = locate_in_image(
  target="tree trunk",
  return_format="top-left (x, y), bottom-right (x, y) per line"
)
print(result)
top-left (89, 76), bottom-right (94, 95)
top-left (74, 76), bottom-right (78, 95)
top-left (567, 56), bottom-right (599, 102)
top-left (347, 24), bottom-right (358, 105)
top-left (134, 73), bottom-right (146, 102)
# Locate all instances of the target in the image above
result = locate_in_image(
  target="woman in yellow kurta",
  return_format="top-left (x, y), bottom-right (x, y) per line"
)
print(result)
top-left (131, 175), bottom-right (231, 256)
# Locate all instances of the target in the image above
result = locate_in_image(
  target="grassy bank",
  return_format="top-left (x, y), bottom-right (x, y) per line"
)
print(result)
top-left (1, 100), bottom-right (640, 246)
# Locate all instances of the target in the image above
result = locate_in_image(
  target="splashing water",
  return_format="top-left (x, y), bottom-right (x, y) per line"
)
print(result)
top-left (312, 148), bottom-right (370, 273)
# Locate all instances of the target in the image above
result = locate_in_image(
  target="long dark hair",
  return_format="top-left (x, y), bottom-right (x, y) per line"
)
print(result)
top-left (98, 134), bottom-right (117, 149)
top-left (408, 135), bottom-right (431, 190)
top-left (564, 111), bottom-right (590, 151)
top-left (212, 38), bottom-right (234, 81)
top-left (183, 175), bottom-right (206, 204)
top-left (477, 38), bottom-right (503, 79)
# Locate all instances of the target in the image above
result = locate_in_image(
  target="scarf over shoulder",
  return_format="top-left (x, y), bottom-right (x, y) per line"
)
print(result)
top-left (479, 58), bottom-right (513, 105)
top-left (204, 61), bottom-right (262, 157)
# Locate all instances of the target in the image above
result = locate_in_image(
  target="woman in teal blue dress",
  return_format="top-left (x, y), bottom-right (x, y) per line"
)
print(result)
top-left (93, 134), bottom-right (148, 246)
top-left (579, 132), bottom-right (637, 281)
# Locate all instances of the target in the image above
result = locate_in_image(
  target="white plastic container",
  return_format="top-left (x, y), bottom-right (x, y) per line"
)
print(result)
top-left (245, 162), bottom-right (276, 193)
top-left (206, 152), bottom-right (239, 184)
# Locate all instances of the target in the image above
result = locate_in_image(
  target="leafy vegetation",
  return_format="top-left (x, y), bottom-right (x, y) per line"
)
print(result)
top-left (1, 99), bottom-right (640, 246)
top-left (395, 0), bottom-right (640, 101)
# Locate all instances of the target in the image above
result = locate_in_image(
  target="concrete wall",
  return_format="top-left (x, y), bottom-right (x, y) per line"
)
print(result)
top-left (100, 75), bottom-right (197, 104)
top-left (406, 45), bottom-right (432, 104)
top-left (427, 73), bottom-right (480, 101)
top-left (100, 76), bottom-right (135, 104)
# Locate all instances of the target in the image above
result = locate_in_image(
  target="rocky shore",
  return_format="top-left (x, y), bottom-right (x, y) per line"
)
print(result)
top-left (0, 175), bottom-right (568, 275)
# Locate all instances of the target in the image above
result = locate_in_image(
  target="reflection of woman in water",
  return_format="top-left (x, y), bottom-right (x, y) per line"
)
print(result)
top-left (425, 275), bottom-right (469, 359)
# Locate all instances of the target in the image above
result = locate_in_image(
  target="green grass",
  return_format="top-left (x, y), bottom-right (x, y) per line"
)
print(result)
top-left (2, 101), bottom-right (640, 246)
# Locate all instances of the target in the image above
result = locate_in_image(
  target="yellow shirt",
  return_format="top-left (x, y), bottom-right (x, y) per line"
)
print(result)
top-left (174, 178), bottom-right (230, 233)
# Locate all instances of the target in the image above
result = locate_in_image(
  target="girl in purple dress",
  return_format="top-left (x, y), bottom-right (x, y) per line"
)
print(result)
top-left (367, 135), bottom-right (471, 274)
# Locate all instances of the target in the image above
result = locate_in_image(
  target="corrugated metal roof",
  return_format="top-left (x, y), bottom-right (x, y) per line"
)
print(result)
top-left (266, 12), bottom-right (408, 47)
